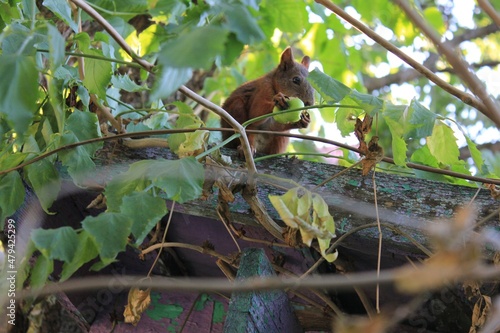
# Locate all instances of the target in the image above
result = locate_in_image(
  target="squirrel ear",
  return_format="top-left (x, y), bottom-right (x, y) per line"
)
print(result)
top-left (279, 47), bottom-right (295, 71)
top-left (301, 56), bottom-right (311, 69)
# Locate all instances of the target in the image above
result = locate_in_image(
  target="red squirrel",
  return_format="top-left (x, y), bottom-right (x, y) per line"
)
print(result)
top-left (220, 47), bottom-right (315, 155)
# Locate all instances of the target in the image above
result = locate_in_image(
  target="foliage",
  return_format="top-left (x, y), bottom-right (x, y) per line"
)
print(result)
top-left (0, 0), bottom-right (498, 319)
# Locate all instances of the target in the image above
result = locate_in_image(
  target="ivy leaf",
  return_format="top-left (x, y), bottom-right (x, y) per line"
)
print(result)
top-left (30, 255), bottom-right (54, 289)
top-left (60, 231), bottom-right (99, 281)
top-left (308, 68), bottom-right (351, 103)
top-left (0, 171), bottom-right (25, 226)
top-left (25, 159), bottom-right (61, 214)
top-left (42, 0), bottom-right (79, 32)
top-left (427, 121), bottom-right (459, 166)
top-left (158, 26), bottom-right (228, 69)
top-left (121, 192), bottom-right (167, 245)
top-left (31, 227), bottom-right (78, 262)
top-left (82, 212), bottom-right (133, 261)
top-left (0, 55), bottom-right (38, 134)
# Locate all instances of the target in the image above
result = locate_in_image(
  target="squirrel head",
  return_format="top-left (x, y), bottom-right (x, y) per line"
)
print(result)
top-left (273, 47), bottom-right (315, 107)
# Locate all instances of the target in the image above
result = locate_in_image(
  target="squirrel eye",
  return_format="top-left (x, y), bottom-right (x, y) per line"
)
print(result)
top-left (292, 76), bottom-right (301, 85)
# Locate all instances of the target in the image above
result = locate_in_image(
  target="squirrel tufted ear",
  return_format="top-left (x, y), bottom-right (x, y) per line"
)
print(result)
top-left (301, 56), bottom-right (311, 69)
top-left (279, 47), bottom-right (295, 71)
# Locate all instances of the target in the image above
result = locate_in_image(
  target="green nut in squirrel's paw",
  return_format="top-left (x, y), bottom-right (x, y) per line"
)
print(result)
top-left (272, 97), bottom-right (305, 124)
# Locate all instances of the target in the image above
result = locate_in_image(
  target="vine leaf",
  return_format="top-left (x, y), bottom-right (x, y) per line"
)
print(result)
top-left (82, 212), bottom-right (133, 268)
top-left (25, 159), bottom-right (61, 214)
top-left (60, 231), bottom-right (99, 281)
top-left (427, 121), bottom-right (460, 166)
top-left (31, 227), bottom-right (78, 262)
top-left (269, 187), bottom-right (337, 262)
top-left (0, 171), bottom-right (25, 226)
top-left (42, 0), bottom-right (79, 32)
top-left (0, 55), bottom-right (38, 133)
top-left (29, 255), bottom-right (54, 289)
top-left (105, 157), bottom-right (204, 210)
top-left (120, 192), bottom-right (167, 245)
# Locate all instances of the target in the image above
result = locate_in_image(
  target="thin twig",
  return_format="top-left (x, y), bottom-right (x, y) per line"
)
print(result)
top-left (18, 264), bottom-right (500, 300)
top-left (147, 201), bottom-right (176, 277)
top-left (373, 170), bottom-right (382, 314)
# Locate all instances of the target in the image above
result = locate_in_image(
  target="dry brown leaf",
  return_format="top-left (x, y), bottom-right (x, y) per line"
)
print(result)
top-left (123, 287), bottom-right (151, 326)
top-left (333, 315), bottom-right (389, 333)
top-left (486, 184), bottom-right (500, 200)
top-left (354, 115), bottom-right (373, 154)
top-left (469, 295), bottom-right (492, 333)
top-left (361, 136), bottom-right (384, 175)
top-left (463, 280), bottom-right (482, 301)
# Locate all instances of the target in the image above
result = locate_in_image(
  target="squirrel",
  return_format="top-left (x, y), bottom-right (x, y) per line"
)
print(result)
top-left (220, 47), bottom-right (315, 155)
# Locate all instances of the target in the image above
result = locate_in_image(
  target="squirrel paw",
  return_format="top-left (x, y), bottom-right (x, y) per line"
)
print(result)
top-left (296, 111), bottom-right (310, 128)
top-left (273, 92), bottom-right (289, 110)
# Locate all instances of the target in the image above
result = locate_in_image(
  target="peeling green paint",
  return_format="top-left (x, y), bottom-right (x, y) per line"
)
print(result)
top-left (146, 292), bottom-right (184, 321)
top-left (213, 300), bottom-right (226, 323)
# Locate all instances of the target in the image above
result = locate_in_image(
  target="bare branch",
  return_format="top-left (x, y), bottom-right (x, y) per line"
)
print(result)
top-left (364, 24), bottom-right (500, 92)
top-left (314, 0), bottom-right (500, 127)
top-left (478, 0), bottom-right (500, 26)
top-left (394, 0), bottom-right (500, 127)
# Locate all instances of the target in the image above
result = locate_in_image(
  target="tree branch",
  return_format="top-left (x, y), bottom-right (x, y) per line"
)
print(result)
top-left (363, 24), bottom-right (500, 92)
top-left (394, 0), bottom-right (500, 127)
top-left (314, 0), bottom-right (499, 127)
top-left (478, 0), bottom-right (500, 26)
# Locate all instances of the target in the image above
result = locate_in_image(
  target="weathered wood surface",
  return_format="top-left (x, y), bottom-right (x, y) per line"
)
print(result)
top-left (223, 248), bottom-right (302, 333)
top-left (93, 144), bottom-right (499, 263)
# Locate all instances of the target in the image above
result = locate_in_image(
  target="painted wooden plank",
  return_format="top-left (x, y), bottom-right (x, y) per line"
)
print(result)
top-left (223, 248), bottom-right (303, 333)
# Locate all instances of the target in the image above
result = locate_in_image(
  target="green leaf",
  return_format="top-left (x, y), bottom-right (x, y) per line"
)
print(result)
top-left (47, 24), bottom-right (65, 71)
top-left (221, 3), bottom-right (265, 44)
top-left (423, 7), bottom-right (446, 35)
top-left (391, 135), bottom-right (408, 166)
top-left (31, 227), bottom-right (78, 262)
top-left (465, 135), bottom-right (484, 172)
top-left (349, 90), bottom-right (385, 115)
top-left (150, 67), bottom-right (192, 101)
top-left (111, 74), bottom-right (149, 92)
top-left (427, 121), bottom-right (459, 165)
top-left (0, 55), bottom-right (38, 134)
top-left (0, 171), bottom-right (25, 225)
top-left (30, 255), bottom-right (54, 289)
top-left (66, 110), bottom-right (102, 155)
top-left (58, 132), bottom-right (96, 184)
top-left (121, 192), bottom-right (167, 245)
top-left (82, 212), bottom-right (133, 260)
top-left (60, 231), bottom-right (99, 281)
top-left (168, 102), bottom-right (203, 153)
top-left (83, 49), bottom-right (112, 100)
top-left (105, 158), bottom-right (204, 209)
top-left (158, 26), bottom-right (228, 69)
top-left (262, 0), bottom-right (308, 33)
top-left (407, 99), bottom-right (437, 138)
top-left (308, 68), bottom-right (351, 103)
top-left (42, 0), bottom-right (79, 32)
top-left (25, 160), bottom-right (61, 213)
